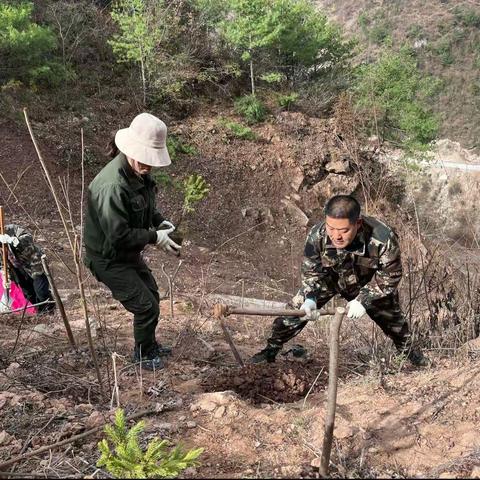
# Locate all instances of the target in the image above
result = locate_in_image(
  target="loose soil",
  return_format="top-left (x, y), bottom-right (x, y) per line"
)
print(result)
top-left (201, 360), bottom-right (339, 404)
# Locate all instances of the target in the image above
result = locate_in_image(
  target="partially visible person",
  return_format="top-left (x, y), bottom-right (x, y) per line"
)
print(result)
top-left (0, 225), bottom-right (55, 314)
top-left (83, 112), bottom-right (181, 371)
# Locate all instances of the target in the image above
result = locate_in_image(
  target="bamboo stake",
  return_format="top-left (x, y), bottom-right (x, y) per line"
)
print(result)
top-left (319, 306), bottom-right (346, 477)
top-left (40, 255), bottom-right (76, 349)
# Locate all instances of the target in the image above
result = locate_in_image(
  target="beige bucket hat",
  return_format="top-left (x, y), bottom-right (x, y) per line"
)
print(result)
top-left (115, 112), bottom-right (171, 167)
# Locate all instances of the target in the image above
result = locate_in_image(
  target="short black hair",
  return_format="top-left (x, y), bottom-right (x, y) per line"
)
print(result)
top-left (324, 195), bottom-right (361, 223)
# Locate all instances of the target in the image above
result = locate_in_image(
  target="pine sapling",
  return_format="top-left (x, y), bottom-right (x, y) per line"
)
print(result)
top-left (97, 409), bottom-right (203, 478)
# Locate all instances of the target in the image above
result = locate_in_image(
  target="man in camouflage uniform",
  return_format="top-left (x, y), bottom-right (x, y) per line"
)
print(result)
top-left (251, 195), bottom-right (428, 367)
top-left (0, 224), bottom-right (55, 314)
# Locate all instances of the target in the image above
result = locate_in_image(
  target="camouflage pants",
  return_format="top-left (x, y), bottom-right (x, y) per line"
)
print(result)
top-left (267, 290), bottom-right (412, 352)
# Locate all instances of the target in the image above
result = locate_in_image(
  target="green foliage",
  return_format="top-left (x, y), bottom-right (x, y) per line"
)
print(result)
top-left (218, 118), bottom-right (257, 140)
top-left (109, 0), bottom-right (205, 106)
top-left (353, 48), bottom-right (439, 152)
top-left (200, 0), bottom-right (352, 94)
top-left (260, 72), bottom-right (284, 84)
top-left (454, 6), bottom-right (480, 28)
top-left (433, 37), bottom-right (454, 66)
top-left (97, 409), bottom-right (203, 479)
top-left (0, 2), bottom-right (69, 87)
top-left (182, 174), bottom-right (210, 214)
top-left (152, 170), bottom-right (173, 187)
top-left (406, 24), bottom-right (425, 41)
top-left (358, 10), bottom-right (392, 45)
top-left (167, 136), bottom-right (198, 162)
top-left (234, 94), bottom-right (267, 123)
top-left (277, 92), bottom-right (299, 110)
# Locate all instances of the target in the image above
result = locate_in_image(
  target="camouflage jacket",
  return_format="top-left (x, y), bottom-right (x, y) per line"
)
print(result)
top-left (299, 215), bottom-right (402, 308)
top-left (0, 224), bottom-right (44, 278)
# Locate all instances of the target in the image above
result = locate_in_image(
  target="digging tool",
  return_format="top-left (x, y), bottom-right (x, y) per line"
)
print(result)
top-left (212, 304), bottom-right (336, 367)
top-left (319, 306), bottom-right (346, 477)
top-left (0, 206), bottom-right (12, 313)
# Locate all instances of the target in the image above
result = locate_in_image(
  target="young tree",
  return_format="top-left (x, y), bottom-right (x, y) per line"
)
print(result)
top-left (353, 47), bottom-right (439, 152)
top-left (0, 2), bottom-right (67, 87)
top-left (199, 0), bottom-right (352, 94)
top-left (108, 0), bottom-right (161, 105)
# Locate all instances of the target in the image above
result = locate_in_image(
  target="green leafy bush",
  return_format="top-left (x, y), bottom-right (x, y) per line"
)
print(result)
top-left (200, 0), bottom-right (353, 94)
top-left (97, 409), bottom-right (203, 479)
top-left (0, 2), bottom-right (68, 87)
top-left (454, 6), bottom-right (480, 28)
top-left (219, 118), bottom-right (257, 140)
top-left (353, 47), bottom-right (439, 152)
top-left (167, 136), bottom-right (198, 161)
top-left (234, 94), bottom-right (267, 123)
top-left (277, 92), bottom-right (299, 110)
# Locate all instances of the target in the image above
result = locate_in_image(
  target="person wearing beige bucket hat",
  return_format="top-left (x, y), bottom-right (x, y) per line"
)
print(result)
top-left (83, 112), bottom-right (181, 370)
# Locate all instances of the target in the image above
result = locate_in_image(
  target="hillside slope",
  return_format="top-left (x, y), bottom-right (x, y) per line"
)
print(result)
top-left (316, 0), bottom-right (480, 152)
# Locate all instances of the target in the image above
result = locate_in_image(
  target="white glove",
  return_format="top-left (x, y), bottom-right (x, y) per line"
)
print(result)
top-left (156, 226), bottom-right (181, 256)
top-left (301, 298), bottom-right (317, 319)
top-left (347, 299), bottom-right (366, 319)
top-left (0, 234), bottom-right (19, 247)
top-left (159, 220), bottom-right (175, 231)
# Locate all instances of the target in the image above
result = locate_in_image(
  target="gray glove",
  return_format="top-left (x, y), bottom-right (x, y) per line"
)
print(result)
top-left (156, 221), bottom-right (181, 256)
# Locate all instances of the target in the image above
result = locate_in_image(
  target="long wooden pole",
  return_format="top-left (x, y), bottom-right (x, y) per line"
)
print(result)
top-left (223, 307), bottom-right (336, 318)
top-left (319, 306), bottom-right (346, 477)
top-left (0, 206), bottom-right (9, 288)
top-left (41, 255), bottom-right (76, 349)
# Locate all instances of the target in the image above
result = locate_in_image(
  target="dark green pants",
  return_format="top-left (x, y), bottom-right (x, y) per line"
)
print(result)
top-left (85, 255), bottom-right (160, 355)
top-left (268, 290), bottom-right (412, 352)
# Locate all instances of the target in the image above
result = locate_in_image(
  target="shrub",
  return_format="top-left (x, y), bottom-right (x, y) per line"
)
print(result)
top-left (277, 92), bottom-right (299, 110)
top-left (167, 136), bottom-right (198, 161)
top-left (353, 47), bottom-right (439, 152)
top-left (218, 118), bottom-right (257, 140)
top-left (0, 2), bottom-right (68, 87)
top-left (454, 6), bottom-right (480, 28)
top-left (97, 409), bottom-right (203, 479)
top-left (234, 94), bottom-right (267, 123)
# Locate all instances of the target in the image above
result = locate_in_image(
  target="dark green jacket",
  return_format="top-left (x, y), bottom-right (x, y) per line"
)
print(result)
top-left (300, 215), bottom-right (403, 307)
top-left (83, 153), bottom-right (164, 260)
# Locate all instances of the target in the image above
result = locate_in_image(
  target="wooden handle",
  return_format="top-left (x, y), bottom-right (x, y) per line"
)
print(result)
top-left (319, 306), bottom-right (346, 477)
top-left (214, 305), bottom-right (335, 318)
top-left (0, 206), bottom-right (8, 285)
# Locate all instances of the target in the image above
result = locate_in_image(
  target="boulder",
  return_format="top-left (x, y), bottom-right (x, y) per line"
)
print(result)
top-left (280, 199), bottom-right (309, 227)
top-left (325, 159), bottom-right (350, 174)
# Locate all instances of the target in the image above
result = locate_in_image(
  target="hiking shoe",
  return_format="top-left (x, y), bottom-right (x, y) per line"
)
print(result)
top-left (250, 346), bottom-right (280, 364)
top-left (406, 348), bottom-right (430, 367)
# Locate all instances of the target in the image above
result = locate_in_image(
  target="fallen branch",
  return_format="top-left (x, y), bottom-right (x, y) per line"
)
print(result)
top-left (0, 407), bottom-right (159, 471)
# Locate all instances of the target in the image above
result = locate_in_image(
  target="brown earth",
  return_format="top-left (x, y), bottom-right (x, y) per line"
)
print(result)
top-left (1, 110), bottom-right (480, 478)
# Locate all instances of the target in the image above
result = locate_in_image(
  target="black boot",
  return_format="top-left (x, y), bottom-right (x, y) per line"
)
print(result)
top-left (133, 347), bottom-right (165, 370)
top-left (406, 348), bottom-right (430, 367)
top-left (152, 342), bottom-right (172, 357)
top-left (250, 345), bottom-right (281, 364)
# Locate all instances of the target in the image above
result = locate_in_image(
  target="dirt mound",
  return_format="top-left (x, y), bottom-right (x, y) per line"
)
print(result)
top-left (201, 360), bottom-right (338, 404)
